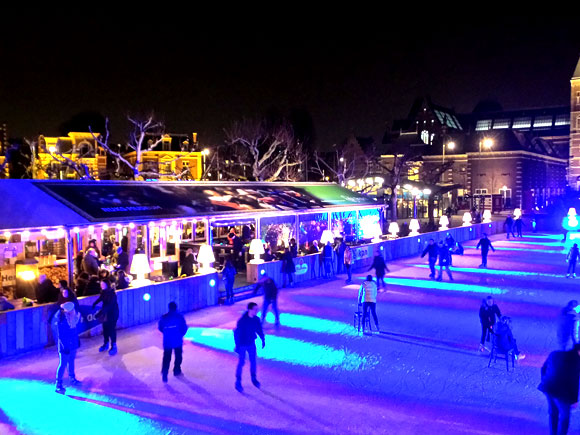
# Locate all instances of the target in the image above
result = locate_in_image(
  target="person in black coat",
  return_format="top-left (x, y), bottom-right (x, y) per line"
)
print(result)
top-left (479, 296), bottom-right (501, 351)
top-left (281, 247), bottom-right (295, 287)
top-left (230, 233), bottom-right (244, 269)
top-left (54, 301), bottom-right (82, 394)
top-left (234, 302), bottom-right (265, 392)
top-left (493, 316), bottom-right (525, 360)
top-left (557, 300), bottom-right (580, 350)
top-left (335, 239), bottom-right (347, 275)
top-left (75, 272), bottom-right (90, 297)
top-left (36, 274), bottom-right (59, 304)
top-left (514, 218), bottom-right (524, 237)
top-left (115, 247), bottom-right (129, 273)
top-left (445, 234), bottom-right (455, 266)
top-left (476, 233), bottom-right (495, 268)
top-left (180, 248), bottom-right (197, 277)
top-left (158, 302), bottom-right (188, 382)
top-left (421, 239), bottom-right (438, 279)
top-left (254, 274), bottom-right (280, 326)
top-left (566, 243), bottom-right (579, 278)
top-left (93, 279), bottom-right (120, 356)
top-left (289, 238), bottom-right (298, 258)
top-left (368, 251), bottom-right (389, 289)
top-left (222, 258), bottom-right (237, 304)
top-left (538, 344), bottom-right (580, 435)
top-left (436, 241), bottom-right (453, 281)
top-left (504, 216), bottom-right (515, 239)
top-left (84, 276), bottom-right (101, 296)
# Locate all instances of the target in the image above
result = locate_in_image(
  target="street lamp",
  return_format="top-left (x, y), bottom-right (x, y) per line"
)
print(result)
top-left (442, 141), bottom-right (455, 165)
top-left (201, 148), bottom-right (210, 180)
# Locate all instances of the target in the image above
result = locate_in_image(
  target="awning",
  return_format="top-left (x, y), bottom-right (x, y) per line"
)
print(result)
top-left (0, 180), bottom-right (378, 230)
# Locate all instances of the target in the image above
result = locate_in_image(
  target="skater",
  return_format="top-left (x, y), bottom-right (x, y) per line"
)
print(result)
top-left (158, 302), bottom-right (188, 382)
top-left (436, 241), bottom-right (453, 281)
top-left (358, 275), bottom-right (379, 332)
top-left (479, 296), bottom-right (501, 351)
top-left (514, 218), bottom-right (524, 238)
top-left (234, 302), bottom-right (265, 392)
top-left (368, 251), bottom-right (389, 290)
top-left (421, 239), bottom-right (438, 279)
top-left (344, 245), bottom-right (353, 283)
top-left (254, 274), bottom-right (279, 326)
top-left (93, 279), bottom-right (119, 356)
top-left (281, 247), bottom-right (295, 287)
top-left (335, 238), bottom-right (346, 274)
top-left (476, 233), bottom-right (495, 268)
top-left (538, 343), bottom-right (580, 435)
top-left (493, 316), bottom-right (525, 360)
top-left (445, 234), bottom-right (456, 266)
top-left (504, 216), bottom-right (515, 239)
top-left (557, 300), bottom-right (580, 350)
top-left (54, 301), bottom-right (81, 394)
top-left (566, 243), bottom-right (579, 278)
top-left (323, 241), bottom-right (334, 278)
top-left (222, 258), bottom-right (237, 304)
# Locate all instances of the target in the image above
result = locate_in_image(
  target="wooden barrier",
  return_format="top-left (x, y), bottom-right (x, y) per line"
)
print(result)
top-left (0, 271), bottom-right (218, 358)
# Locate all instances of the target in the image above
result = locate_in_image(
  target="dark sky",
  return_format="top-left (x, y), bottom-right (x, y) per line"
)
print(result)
top-left (1, 15), bottom-right (579, 149)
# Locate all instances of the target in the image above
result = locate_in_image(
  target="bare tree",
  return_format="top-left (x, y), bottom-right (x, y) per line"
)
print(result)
top-left (312, 148), bottom-right (370, 185)
top-left (421, 160), bottom-right (455, 229)
top-left (223, 118), bottom-right (305, 181)
top-left (24, 138), bottom-right (95, 180)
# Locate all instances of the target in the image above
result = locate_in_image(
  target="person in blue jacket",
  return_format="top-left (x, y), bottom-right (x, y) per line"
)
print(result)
top-left (222, 258), bottom-right (238, 304)
top-left (55, 301), bottom-right (82, 394)
top-left (421, 239), bottom-right (438, 279)
top-left (234, 302), bottom-right (265, 392)
top-left (158, 302), bottom-right (188, 382)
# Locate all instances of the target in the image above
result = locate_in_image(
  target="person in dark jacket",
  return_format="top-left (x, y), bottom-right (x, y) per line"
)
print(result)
top-left (230, 232), bottom-right (244, 269)
top-left (84, 276), bottom-right (101, 296)
top-left (421, 239), bottom-right (438, 279)
top-left (115, 247), bottom-right (129, 273)
top-left (263, 247), bottom-right (275, 262)
top-left (234, 302), bottom-right (265, 392)
top-left (323, 242), bottom-right (334, 278)
top-left (54, 301), bottom-right (82, 394)
top-left (368, 251), bottom-right (389, 289)
top-left (308, 240), bottom-right (320, 255)
top-left (254, 275), bottom-right (280, 327)
top-left (49, 281), bottom-right (81, 324)
top-left (93, 279), bottom-right (120, 356)
top-left (479, 296), bottom-right (502, 351)
top-left (557, 300), bottom-right (580, 350)
top-left (87, 239), bottom-right (101, 257)
top-left (222, 258), bottom-right (237, 304)
top-left (436, 241), bottom-right (453, 282)
top-left (476, 233), bottom-right (495, 268)
top-left (115, 270), bottom-right (130, 290)
top-left (36, 274), bottom-right (59, 304)
top-left (158, 301), bottom-right (188, 382)
top-left (180, 248), bottom-right (197, 277)
top-left (281, 247), bottom-right (296, 287)
top-left (82, 248), bottom-right (100, 276)
top-left (566, 243), bottom-right (579, 278)
top-left (289, 238), bottom-right (298, 258)
top-left (504, 216), bottom-right (515, 239)
top-left (445, 234), bottom-right (455, 266)
top-left (335, 239), bottom-right (347, 275)
top-left (75, 272), bottom-right (90, 297)
top-left (514, 218), bottom-right (524, 238)
top-left (538, 343), bottom-right (580, 435)
top-left (344, 245), bottom-right (353, 283)
top-left (74, 252), bottom-right (84, 278)
top-left (493, 316), bottom-right (525, 360)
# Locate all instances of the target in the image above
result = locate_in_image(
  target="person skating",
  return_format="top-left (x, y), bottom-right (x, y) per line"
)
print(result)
top-left (323, 241), bottom-right (334, 278)
top-left (335, 239), bottom-right (346, 275)
top-left (421, 239), bottom-right (438, 279)
top-left (222, 258), bottom-right (237, 304)
top-left (445, 234), bottom-right (455, 266)
top-left (514, 218), bottom-right (524, 238)
top-left (93, 279), bottom-right (119, 356)
top-left (54, 301), bottom-right (82, 394)
top-left (158, 302), bottom-right (188, 383)
top-left (368, 251), bottom-right (390, 290)
top-left (254, 274), bottom-right (280, 327)
top-left (344, 245), bottom-right (353, 283)
top-left (493, 316), bottom-right (526, 361)
top-left (358, 275), bottom-right (379, 333)
top-left (504, 216), bottom-right (515, 239)
top-left (557, 300), bottom-right (580, 351)
top-left (538, 343), bottom-right (580, 435)
top-left (566, 243), bottom-right (579, 278)
top-left (234, 302), bottom-right (265, 392)
top-left (476, 233), bottom-right (495, 268)
top-left (436, 241), bottom-right (453, 281)
top-left (479, 296), bottom-right (501, 351)
top-left (281, 247), bottom-right (295, 287)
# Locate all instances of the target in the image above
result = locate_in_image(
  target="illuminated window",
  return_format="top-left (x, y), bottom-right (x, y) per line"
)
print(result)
top-left (492, 119), bottom-right (510, 129)
top-left (512, 117), bottom-right (531, 129)
top-left (421, 130), bottom-right (433, 145)
top-left (555, 114), bottom-right (570, 126)
top-left (475, 189), bottom-right (488, 194)
top-left (475, 120), bottom-right (492, 131)
top-left (576, 91), bottom-right (580, 104)
top-left (533, 115), bottom-right (553, 129)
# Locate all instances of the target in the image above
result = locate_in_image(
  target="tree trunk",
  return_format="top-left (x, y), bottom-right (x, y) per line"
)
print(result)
top-left (428, 195), bottom-right (436, 230)
top-left (390, 187), bottom-right (398, 222)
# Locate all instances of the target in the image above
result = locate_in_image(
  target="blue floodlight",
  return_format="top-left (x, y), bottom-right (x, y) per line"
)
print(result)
top-left (142, 293), bottom-right (151, 302)
top-left (209, 279), bottom-right (216, 287)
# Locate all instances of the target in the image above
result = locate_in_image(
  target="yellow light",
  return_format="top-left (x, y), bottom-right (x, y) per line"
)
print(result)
top-left (202, 148), bottom-right (210, 156)
top-left (17, 270), bottom-right (36, 281)
top-left (103, 224), bottom-right (109, 230)
top-left (56, 228), bottom-right (65, 239)
top-left (3, 231), bottom-right (11, 238)
top-left (483, 138), bottom-right (493, 149)
top-left (41, 229), bottom-right (48, 236)
top-left (447, 142), bottom-right (455, 150)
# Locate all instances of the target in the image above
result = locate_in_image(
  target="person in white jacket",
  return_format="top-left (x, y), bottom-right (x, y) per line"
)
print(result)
top-left (358, 275), bottom-right (379, 332)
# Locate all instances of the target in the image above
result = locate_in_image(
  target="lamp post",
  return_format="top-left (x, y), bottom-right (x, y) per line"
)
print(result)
top-left (442, 141), bottom-right (455, 165)
top-left (202, 148), bottom-right (210, 180)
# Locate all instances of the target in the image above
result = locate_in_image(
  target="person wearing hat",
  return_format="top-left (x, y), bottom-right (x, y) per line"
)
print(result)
top-left (55, 301), bottom-right (81, 394)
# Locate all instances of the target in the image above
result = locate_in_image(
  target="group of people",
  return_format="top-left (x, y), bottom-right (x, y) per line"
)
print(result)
top-left (503, 215), bottom-right (525, 239)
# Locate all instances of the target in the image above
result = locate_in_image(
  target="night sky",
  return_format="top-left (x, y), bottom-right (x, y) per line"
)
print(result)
top-left (1, 15), bottom-right (579, 149)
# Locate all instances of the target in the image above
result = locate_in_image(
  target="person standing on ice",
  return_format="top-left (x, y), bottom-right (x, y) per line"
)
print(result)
top-left (479, 296), bottom-right (501, 352)
top-left (368, 251), bottom-right (389, 290)
top-left (476, 233), bottom-right (495, 268)
top-left (514, 218), bottom-right (524, 238)
top-left (234, 302), bottom-right (265, 392)
top-left (566, 243), bottom-right (579, 278)
top-left (358, 275), bottom-right (380, 333)
top-left (557, 300), bottom-right (580, 350)
top-left (158, 302), bottom-right (188, 383)
top-left (421, 239), bottom-right (438, 279)
top-left (55, 301), bottom-right (82, 394)
top-left (436, 241), bottom-right (453, 282)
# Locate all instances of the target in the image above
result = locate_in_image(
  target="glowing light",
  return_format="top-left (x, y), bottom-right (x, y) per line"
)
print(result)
top-left (383, 276), bottom-right (504, 295)
top-left (148, 221), bottom-right (156, 228)
top-left (41, 229), bottom-right (48, 236)
top-left (388, 222), bottom-right (399, 238)
top-left (462, 212), bottom-right (472, 226)
top-left (463, 245), bottom-right (565, 254)
top-left (3, 231), bottom-right (11, 238)
top-left (347, 180), bottom-right (356, 187)
top-left (568, 208), bottom-right (577, 217)
top-left (116, 224), bottom-right (122, 230)
top-left (409, 219), bottom-right (420, 236)
top-left (185, 328), bottom-right (374, 370)
top-left (88, 225), bottom-right (95, 233)
top-left (72, 227), bottom-right (80, 234)
top-left (260, 269), bottom-right (266, 275)
top-left (439, 215), bottom-right (449, 230)
top-left (514, 208), bottom-right (522, 219)
top-left (320, 230), bottom-right (334, 245)
top-left (128, 223), bottom-right (135, 229)
top-left (209, 279), bottom-right (216, 287)
top-left (55, 228), bottom-right (66, 239)
top-left (423, 188), bottom-right (431, 195)
top-left (446, 141), bottom-right (455, 150)
top-left (263, 312), bottom-right (357, 336)
top-left (504, 240), bottom-right (564, 248)
top-left (102, 224), bottom-right (109, 230)
top-left (17, 270), bottom-right (36, 281)
top-left (374, 177), bottom-right (384, 185)
top-left (483, 210), bottom-right (492, 223)
top-left (143, 293), bottom-right (151, 302)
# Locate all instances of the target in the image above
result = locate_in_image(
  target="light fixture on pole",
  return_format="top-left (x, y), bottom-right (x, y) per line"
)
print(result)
top-left (439, 215), bottom-right (449, 231)
top-left (443, 141), bottom-right (455, 165)
top-left (249, 239), bottom-right (265, 264)
top-left (388, 222), bottom-right (399, 238)
top-left (462, 212), bottom-right (472, 226)
top-left (409, 219), bottom-right (420, 236)
top-left (197, 244), bottom-right (216, 273)
top-left (130, 253), bottom-right (152, 287)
